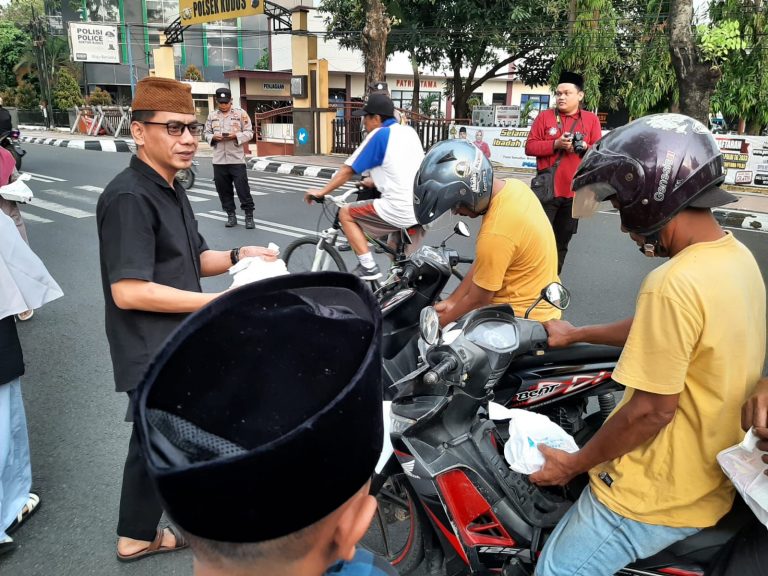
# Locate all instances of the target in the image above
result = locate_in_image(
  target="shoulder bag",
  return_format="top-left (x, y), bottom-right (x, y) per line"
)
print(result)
top-left (530, 114), bottom-right (579, 203)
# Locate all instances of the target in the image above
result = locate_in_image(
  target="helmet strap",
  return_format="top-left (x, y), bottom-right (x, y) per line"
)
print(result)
top-left (639, 231), bottom-right (668, 258)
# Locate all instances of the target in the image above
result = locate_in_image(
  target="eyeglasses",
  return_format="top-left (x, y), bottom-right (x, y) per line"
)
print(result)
top-left (140, 121), bottom-right (205, 137)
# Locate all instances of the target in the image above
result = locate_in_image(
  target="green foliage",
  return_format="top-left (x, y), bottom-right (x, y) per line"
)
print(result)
top-left (86, 87), bottom-right (112, 106)
top-left (0, 0), bottom-right (44, 25)
top-left (255, 51), bottom-right (270, 70)
top-left (517, 98), bottom-right (537, 127)
top-left (418, 93), bottom-right (441, 117)
top-left (0, 22), bottom-right (31, 89)
top-left (0, 88), bottom-right (16, 107)
top-left (183, 64), bottom-right (205, 81)
top-left (52, 68), bottom-right (83, 109)
top-left (14, 82), bottom-right (39, 108)
top-left (697, 19), bottom-right (741, 64)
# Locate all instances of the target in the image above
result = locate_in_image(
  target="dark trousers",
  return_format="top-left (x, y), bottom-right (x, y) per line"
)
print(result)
top-left (213, 163), bottom-right (254, 214)
top-left (542, 196), bottom-right (579, 274)
top-left (116, 424), bottom-right (164, 541)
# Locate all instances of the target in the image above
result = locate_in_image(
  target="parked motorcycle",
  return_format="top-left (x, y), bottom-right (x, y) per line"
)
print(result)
top-left (371, 287), bottom-right (748, 575)
top-left (175, 160), bottom-right (198, 190)
top-left (1, 129), bottom-right (25, 170)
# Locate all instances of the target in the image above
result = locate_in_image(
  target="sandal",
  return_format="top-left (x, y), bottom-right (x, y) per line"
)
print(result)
top-left (16, 310), bottom-right (33, 321)
top-left (0, 536), bottom-right (15, 557)
top-left (116, 526), bottom-right (188, 563)
top-left (6, 493), bottom-right (40, 535)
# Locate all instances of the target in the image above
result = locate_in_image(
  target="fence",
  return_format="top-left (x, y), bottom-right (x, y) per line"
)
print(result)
top-left (70, 106), bottom-right (131, 137)
top-left (16, 109), bottom-right (70, 128)
top-left (331, 110), bottom-right (449, 154)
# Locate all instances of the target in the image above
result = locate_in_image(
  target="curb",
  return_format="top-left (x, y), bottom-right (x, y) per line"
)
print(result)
top-left (20, 135), bottom-right (133, 153)
top-left (248, 158), bottom-right (338, 179)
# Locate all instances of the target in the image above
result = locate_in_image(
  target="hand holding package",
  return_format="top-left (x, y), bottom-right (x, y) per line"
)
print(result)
top-left (717, 427), bottom-right (768, 529)
top-left (490, 403), bottom-right (579, 475)
top-left (229, 243), bottom-right (288, 289)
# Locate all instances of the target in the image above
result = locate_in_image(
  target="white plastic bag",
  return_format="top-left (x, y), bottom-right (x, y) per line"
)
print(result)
top-left (717, 428), bottom-right (768, 529)
top-left (490, 403), bottom-right (579, 475)
top-left (0, 174), bottom-right (34, 203)
top-left (229, 243), bottom-right (289, 289)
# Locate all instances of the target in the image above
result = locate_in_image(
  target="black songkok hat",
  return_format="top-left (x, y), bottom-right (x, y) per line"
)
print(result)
top-left (558, 71), bottom-right (584, 91)
top-left (134, 272), bottom-right (383, 543)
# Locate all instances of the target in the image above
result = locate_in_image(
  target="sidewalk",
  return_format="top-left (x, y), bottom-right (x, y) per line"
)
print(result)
top-left (17, 127), bottom-right (768, 224)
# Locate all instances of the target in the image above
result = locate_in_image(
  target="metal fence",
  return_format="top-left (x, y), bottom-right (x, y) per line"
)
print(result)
top-left (331, 115), bottom-right (448, 154)
top-left (17, 109), bottom-right (70, 128)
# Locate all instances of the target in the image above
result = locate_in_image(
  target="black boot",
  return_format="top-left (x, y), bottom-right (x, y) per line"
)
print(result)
top-left (245, 211), bottom-right (255, 229)
top-left (225, 212), bottom-right (237, 227)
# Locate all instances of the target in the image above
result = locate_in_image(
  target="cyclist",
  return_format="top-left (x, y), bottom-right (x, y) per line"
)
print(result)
top-left (412, 139), bottom-right (561, 325)
top-left (304, 93), bottom-right (424, 280)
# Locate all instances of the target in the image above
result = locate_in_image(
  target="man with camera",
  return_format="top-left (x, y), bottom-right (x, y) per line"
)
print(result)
top-left (204, 87), bottom-right (256, 229)
top-left (525, 71), bottom-right (602, 273)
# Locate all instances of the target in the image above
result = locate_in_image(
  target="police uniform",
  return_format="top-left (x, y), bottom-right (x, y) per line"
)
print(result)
top-left (204, 87), bottom-right (255, 228)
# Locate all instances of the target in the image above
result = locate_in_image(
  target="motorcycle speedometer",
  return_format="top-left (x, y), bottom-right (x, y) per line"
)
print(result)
top-left (466, 320), bottom-right (519, 352)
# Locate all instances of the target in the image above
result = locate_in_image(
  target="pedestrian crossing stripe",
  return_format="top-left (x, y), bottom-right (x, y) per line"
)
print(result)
top-left (74, 185), bottom-right (104, 193)
top-left (41, 188), bottom-right (98, 205)
top-left (24, 198), bottom-right (93, 218)
top-left (23, 171), bottom-right (67, 182)
top-left (186, 195), bottom-right (209, 202)
top-left (197, 212), bottom-right (305, 238)
top-left (208, 211), bottom-right (317, 236)
top-left (18, 211), bottom-right (53, 223)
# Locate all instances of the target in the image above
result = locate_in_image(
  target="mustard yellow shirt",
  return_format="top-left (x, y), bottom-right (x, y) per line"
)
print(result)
top-left (590, 232), bottom-right (766, 528)
top-left (472, 179), bottom-right (561, 321)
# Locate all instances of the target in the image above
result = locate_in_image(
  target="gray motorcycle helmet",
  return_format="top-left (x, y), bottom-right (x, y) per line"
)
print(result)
top-left (413, 139), bottom-right (493, 225)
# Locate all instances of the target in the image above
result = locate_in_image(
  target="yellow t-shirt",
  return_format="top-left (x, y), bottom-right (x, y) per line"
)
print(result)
top-left (472, 179), bottom-right (561, 321)
top-left (590, 232), bottom-right (766, 528)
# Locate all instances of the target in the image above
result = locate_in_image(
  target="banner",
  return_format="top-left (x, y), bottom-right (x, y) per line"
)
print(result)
top-left (715, 135), bottom-right (768, 188)
top-left (459, 126), bottom-right (538, 171)
top-left (68, 23), bottom-right (120, 64)
top-left (180, 0), bottom-right (265, 26)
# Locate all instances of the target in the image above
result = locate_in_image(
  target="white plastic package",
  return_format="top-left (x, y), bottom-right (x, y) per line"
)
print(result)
top-left (489, 403), bottom-right (579, 475)
top-left (717, 427), bottom-right (768, 529)
top-left (229, 243), bottom-right (289, 289)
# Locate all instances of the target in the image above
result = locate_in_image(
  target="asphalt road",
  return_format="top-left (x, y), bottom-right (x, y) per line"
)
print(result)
top-left (1, 145), bottom-right (766, 576)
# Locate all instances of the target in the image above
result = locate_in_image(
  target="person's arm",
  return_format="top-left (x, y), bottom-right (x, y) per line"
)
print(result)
top-left (304, 165), bottom-right (356, 203)
top-left (435, 264), bottom-right (494, 326)
top-left (544, 317), bottom-right (634, 348)
top-left (199, 245), bottom-right (279, 277)
top-left (586, 112), bottom-right (603, 150)
top-left (203, 114), bottom-right (215, 145)
top-left (530, 388), bottom-right (679, 485)
top-left (111, 279), bottom-right (220, 313)
top-left (237, 111), bottom-right (254, 145)
top-left (742, 377), bottom-right (768, 474)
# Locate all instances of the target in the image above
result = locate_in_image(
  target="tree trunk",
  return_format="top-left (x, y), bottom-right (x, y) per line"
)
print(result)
top-left (410, 55), bottom-right (420, 115)
top-left (361, 0), bottom-right (390, 94)
top-left (667, 0), bottom-right (720, 125)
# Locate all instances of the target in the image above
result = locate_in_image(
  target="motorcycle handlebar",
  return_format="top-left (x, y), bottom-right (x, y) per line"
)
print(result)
top-left (423, 356), bottom-right (458, 385)
top-left (401, 264), bottom-right (417, 287)
top-left (457, 257), bottom-right (473, 264)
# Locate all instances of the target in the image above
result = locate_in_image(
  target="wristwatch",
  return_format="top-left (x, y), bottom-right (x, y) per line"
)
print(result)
top-left (230, 247), bottom-right (241, 265)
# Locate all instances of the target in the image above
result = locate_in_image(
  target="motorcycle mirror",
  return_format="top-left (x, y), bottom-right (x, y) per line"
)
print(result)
top-left (455, 221), bottom-right (470, 237)
top-left (541, 282), bottom-right (571, 310)
top-left (419, 306), bottom-right (441, 346)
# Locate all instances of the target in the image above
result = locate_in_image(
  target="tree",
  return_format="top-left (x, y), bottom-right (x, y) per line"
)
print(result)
top-left (0, 22), bottom-right (30, 89)
top-left (86, 86), bottom-right (112, 106)
top-left (14, 82), bottom-right (39, 108)
top-left (0, 0), bottom-right (44, 25)
top-left (52, 68), bottom-right (83, 109)
top-left (362, 0), bottom-right (389, 90)
top-left (255, 50), bottom-right (270, 70)
top-left (184, 64), bottom-right (205, 81)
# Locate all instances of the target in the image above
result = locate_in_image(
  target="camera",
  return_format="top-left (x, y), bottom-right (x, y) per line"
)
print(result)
top-left (571, 132), bottom-right (588, 157)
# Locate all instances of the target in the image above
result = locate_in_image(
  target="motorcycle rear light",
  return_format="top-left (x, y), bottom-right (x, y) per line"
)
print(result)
top-left (10, 130), bottom-right (19, 138)
top-left (436, 469), bottom-right (515, 548)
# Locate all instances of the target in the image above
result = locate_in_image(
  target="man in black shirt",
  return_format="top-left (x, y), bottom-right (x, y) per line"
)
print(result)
top-left (96, 77), bottom-right (277, 563)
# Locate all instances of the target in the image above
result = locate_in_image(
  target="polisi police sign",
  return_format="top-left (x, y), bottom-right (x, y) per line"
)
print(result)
top-left (180, 0), bottom-right (264, 26)
top-left (68, 22), bottom-right (120, 64)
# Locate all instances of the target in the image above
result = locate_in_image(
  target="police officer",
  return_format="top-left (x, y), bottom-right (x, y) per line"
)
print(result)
top-left (204, 88), bottom-right (255, 229)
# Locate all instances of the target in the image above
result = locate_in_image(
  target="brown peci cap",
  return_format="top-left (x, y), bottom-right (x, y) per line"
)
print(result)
top-left (131, 77), bottom-right (195, 115)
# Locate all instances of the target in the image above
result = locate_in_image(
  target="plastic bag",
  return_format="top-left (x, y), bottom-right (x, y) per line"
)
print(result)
top-left (717, 428), bottom-right (768, 529)
top-left (490, 403), bottom-right (579, 475)
top-left (229, 243), bottom-right (289, 289)
top-left (0, 173), bottom-right (34, 203)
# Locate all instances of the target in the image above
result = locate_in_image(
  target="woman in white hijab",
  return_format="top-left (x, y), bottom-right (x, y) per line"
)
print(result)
top-left (0, 145), bottom-right (63, 557)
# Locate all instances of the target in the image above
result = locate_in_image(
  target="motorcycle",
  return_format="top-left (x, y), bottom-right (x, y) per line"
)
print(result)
top-left (1, 129), bottom-right (25, 170)
top-left (378, 222), bottom-right (473, 393)
top-left (175, 160), bottom-right (198, 190)
top-left (371, 287), bottom-right (749, 575)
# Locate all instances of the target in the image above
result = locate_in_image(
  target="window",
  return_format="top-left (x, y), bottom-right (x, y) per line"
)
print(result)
top-left (391, 90), bottom-right (442, 116)
top-left (492, 92), bottom-right (506, 105)
top-left (86, 0), bottom-right (119, 22)
top-left (145, 0), bottom-right (179, 24)
top-left (520, 94), bottom-right (550, 111)
top-left (206, 20), bottom-right (239, 70)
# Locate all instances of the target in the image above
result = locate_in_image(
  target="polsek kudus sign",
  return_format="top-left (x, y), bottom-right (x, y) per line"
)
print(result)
top-left (69, 22), bottom-right (120, 64)
top-left (180, 0), bottom-right (264, 26)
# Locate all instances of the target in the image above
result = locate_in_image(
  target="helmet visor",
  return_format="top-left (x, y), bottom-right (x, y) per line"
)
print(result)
top-left (572, 182), bottom-right (617, 219)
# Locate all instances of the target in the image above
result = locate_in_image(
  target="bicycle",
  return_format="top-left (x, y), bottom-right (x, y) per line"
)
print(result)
top-left (283, 187), bottom-right (417, 290)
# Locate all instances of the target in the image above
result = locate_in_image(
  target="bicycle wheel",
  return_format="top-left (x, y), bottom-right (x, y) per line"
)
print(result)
top-left (283, 236), bottom-right (348, 273)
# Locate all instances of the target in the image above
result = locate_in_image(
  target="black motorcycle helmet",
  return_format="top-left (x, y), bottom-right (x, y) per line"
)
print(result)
top-left (571, 113), bottom-right (736, 236)
top-left (413, 140), bottom-right (493, 225)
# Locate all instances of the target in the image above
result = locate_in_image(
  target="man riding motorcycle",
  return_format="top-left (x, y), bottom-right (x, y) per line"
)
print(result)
top-left (530, 114), bottom-right (766, 576)
top-left (412, 139), bottom-right (561, 325)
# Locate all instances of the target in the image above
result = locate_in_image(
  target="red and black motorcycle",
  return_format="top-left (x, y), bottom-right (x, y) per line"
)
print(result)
top-left (368, 288), bottom-right (750, 575)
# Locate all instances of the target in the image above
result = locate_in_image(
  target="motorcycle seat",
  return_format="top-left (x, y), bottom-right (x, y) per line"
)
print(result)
top-left (512, 343), bottom-right (622, 371)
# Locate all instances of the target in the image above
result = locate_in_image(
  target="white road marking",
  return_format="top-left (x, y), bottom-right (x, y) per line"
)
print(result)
top-left (23, 171), bottom-right (67, 182)
top-left (74, 185), bottom-right (104, 193)
top-left (18, 211), bottom-right (54, 223)
top-left (209, 211), bottom-right (317, 235)
top-left (26, 198), bottom-right (94, 218)
top-left (40, 188), bottom-right (98, 205)
top-left (196, 213), bottom-right (305, 237)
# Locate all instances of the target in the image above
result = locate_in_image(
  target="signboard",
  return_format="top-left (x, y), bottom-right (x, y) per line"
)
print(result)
top-left (494, 106), bottom-right (520, 127)
top-left (179, 0), bottom-right (265, 26)
top-left (263, 82), bottom-right (285, 91)
top-left (68, 23), bottom-right (120, 64)
top-left (716, 135), bottom-right (768, 188)
top-left (471, 106), bottom-right (494, 127)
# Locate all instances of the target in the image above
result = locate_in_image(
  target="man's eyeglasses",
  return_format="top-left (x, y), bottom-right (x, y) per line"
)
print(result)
top-left (140, 121), bottom-right (205, 137)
